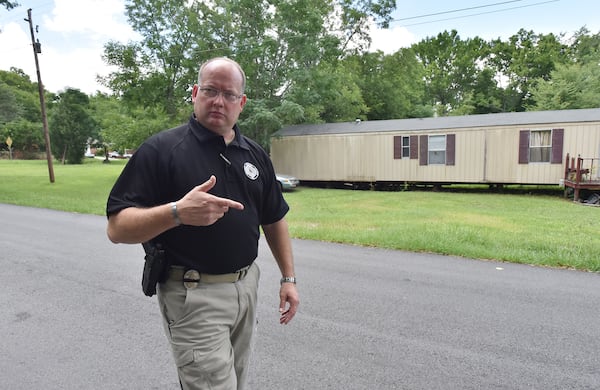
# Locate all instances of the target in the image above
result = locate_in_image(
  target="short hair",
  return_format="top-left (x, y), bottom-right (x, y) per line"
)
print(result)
top-left (198, 57), bottom-right (246, 93)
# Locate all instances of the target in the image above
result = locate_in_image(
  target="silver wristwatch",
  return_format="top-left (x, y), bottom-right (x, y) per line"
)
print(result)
top-left (280, 276), bottom-right (296, 285)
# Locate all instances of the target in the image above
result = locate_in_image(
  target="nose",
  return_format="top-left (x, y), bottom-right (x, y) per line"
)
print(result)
top-left (212, 91), bottom-right (226, 104)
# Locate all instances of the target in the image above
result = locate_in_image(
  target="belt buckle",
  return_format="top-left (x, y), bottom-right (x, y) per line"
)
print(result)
top-left (183, 269), bottom-right (200, 289)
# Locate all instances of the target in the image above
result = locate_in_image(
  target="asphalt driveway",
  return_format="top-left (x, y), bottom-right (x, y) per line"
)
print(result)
top-left (1, 203), bottom-right (598, 389)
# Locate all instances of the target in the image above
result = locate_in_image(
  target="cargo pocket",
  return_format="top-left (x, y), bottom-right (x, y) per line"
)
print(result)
top-left (173, 347), bottom-right (236, 389)
top-left (172, 348), bottom-right (195, 368)
top-left (172, 349), bottom-right (211, 390)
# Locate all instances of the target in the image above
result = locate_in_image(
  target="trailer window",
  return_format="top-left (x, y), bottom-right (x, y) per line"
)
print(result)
top-left (428, 135), bottom-right (446, 164)
top-left (402, 136), bottom-right (410, 158)
top-left (530, 130), bottom-right (551, 163)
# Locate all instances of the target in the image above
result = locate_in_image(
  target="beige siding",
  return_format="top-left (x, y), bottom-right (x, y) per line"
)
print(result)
top-left (270, 120), bottom-right (600, 185)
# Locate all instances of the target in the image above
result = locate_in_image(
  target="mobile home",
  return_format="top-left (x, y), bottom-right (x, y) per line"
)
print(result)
top-left (270, 108), bottom-right (600, 192)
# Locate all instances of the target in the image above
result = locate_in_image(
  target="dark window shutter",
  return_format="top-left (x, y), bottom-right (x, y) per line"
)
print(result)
top-left (419, 135), bottom-right (428, 166)
top-left (446, 134), bottom-right (455, 166)
top-left (518, 130), bottom-right (529, 164)
top-left (393, 136), bottom-right (402, 159)
top-left (551, 128), bottom-right (564, 164)
top-left (410, 135), bottom-right (418, 159)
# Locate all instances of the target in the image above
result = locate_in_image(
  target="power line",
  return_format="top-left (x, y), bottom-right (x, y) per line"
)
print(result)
top-left (0, 1), bottom-right (55, 24)
top-left (390, 0), bottom-right (560, 28)
top-left (392, 0), bottom-right (527, 22)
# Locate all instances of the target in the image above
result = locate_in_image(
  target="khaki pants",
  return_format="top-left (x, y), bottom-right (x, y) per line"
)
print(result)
top-left (157, 263), bottom-right (259, 390)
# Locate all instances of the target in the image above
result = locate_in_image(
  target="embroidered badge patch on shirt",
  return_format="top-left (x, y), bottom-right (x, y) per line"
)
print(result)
top-left (244, 162), bottom-right (259, 180)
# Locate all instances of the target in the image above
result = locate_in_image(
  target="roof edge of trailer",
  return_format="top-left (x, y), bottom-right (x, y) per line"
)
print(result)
top-left (273, 108), bottom-right (600, 137)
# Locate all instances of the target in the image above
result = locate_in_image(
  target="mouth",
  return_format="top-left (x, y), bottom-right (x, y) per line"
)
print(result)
top-left (209, 111), bottom-right (225, 118)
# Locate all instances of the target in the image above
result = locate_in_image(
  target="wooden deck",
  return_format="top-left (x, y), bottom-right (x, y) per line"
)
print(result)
top-left (563, 153), bottom-right (600, 201)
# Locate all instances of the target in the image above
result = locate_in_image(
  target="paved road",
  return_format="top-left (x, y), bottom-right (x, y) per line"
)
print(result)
top-left (1, 203), bottom-right (599, 389)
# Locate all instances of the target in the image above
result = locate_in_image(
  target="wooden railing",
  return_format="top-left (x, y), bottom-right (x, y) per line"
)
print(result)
top-left (563, 153), bottom-right (600, 201)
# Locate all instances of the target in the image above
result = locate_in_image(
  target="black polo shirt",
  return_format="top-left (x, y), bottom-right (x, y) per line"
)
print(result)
top-left (106, 116), bottom-right (289, 274)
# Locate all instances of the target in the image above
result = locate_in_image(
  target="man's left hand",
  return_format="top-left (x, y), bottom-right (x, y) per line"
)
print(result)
top-left (279, 284), bottom-right (299, 325)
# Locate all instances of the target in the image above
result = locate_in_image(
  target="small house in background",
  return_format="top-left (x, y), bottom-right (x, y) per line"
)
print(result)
top-left (270, 108), bottom-right (600, 199)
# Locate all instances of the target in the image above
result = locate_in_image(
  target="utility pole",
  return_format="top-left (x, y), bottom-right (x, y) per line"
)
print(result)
top-left (25, 8), bottom-right (55, 183)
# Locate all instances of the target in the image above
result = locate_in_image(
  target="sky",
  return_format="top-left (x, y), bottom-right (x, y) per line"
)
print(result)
top-left (1, 0), bottom-right (599, 95)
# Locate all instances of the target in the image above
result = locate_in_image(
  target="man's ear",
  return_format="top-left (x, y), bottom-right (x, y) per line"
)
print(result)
top-left (191, 84), bottom-right (199, 103)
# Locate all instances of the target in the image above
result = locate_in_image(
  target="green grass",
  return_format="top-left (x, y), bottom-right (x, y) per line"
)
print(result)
top-left (0, 158), bottom-right (127, 215)
top-left (283, 189), bottom-right (600, 272)
top-left (1, 159), bottom-right (599, 272)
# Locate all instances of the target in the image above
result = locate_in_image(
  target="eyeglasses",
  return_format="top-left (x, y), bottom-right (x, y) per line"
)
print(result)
top-left (198, 87), bottom-right (243, 103)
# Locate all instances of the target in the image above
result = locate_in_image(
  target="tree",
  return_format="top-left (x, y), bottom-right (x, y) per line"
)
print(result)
top-left (285, 61), bottom-right (369, 123)
top-left (488, 29), bottom-right (568, 111)
top-left (0, 68), bottom-right (45, 122)
top-left (452, 68), bottom-right (504, 115)
top-left (413, 30), bottom-right (488, 116)
top-left (239, 99), bottom-right (305, 151)
top-left (239, 99), bottom-right (283, 150)
top-left (527, 61), bottom-right (600, 111)
top-left (0, 82), bottom-right (22, 124)
top-left (0, 69), bottom-right (49, 157)
top-left (344, 49), bottom-right (429, 120)
top-left (568, 27), bottom-right (600, 65)
top-left (101, 0), bottom-right (201, 119)
top-left (100, 0), bottom-right (397, 148)
top-left (1, 0), bottom-right (18, 10)
top-left (318, 68), bottom-right (369, 123)
top-left (0, 119), bottom-right (44, 157)
top-left (90, 93), bottom-right (176, 155)
top-left (49, 89), bottom-right (98, 164)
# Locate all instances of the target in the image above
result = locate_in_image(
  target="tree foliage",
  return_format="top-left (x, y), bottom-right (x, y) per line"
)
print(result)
top-left (4, 3), bottom-right (600, 156)
top-left (0, 69), bottom-right (46, 156)
top-left (0, 82), bottom-right (22, 124)
top-left (49, 88), bottom-right (98, 164)
top-left (1, 0), bottom-right (18, 11)
top-left (100, 0), bottom-right (397, 148)
top-left (568, 28), bottom-right (600, 65)
top-left (523, 28), bottom-right (600, 110)
top-left (413, 30), bottom-right (491, 116)
top-left (488, 29), bottom-right (569, 111)
top-left (0, 118), bottom-right (44, 155)
top-left (528, 61), bottom-right (600, 111)
top-left (90, 93), bottom-right (176, 154)
top-left (0, 68), bottom-right (44, 123)
top-left (344, 49), bottom-right (430, 120)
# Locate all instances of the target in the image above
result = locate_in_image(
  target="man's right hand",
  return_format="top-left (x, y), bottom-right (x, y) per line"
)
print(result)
top-left (176, 175), bottom-right (244, 226)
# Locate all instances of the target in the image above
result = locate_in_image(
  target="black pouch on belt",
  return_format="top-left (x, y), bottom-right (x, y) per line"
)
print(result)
top-left (141, 241), bottom-right (169, 297)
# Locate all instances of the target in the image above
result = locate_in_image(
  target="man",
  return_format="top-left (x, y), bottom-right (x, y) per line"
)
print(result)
top-left (106, 57), bottom-right (299, 390)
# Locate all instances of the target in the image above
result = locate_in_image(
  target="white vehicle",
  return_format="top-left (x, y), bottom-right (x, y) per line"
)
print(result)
top-left (276, 173), bottom-right (300, 191)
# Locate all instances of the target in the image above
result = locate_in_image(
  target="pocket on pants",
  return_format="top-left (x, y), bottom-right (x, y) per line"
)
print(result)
top-left (159, 280), bottom-right (189, 325)
top-left (172, 348), bottom-right (195, 368)
top-left (174, 346), bottom-right (236, 389)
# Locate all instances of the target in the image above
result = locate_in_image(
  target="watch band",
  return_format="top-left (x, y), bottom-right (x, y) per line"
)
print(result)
top-left (280, 276), bottom-right (296, 285)
top-left (170, 201), bottom-right (182, 226)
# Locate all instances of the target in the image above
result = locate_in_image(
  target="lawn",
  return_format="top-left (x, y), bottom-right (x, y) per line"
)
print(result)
top-left (0, 158), bottom-right (126, 215)
top-left (1, 159), bottom-right (599, 272)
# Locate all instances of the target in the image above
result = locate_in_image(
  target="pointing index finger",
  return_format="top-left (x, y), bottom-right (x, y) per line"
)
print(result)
top-left (218, 197), bottom-right (244, 210)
